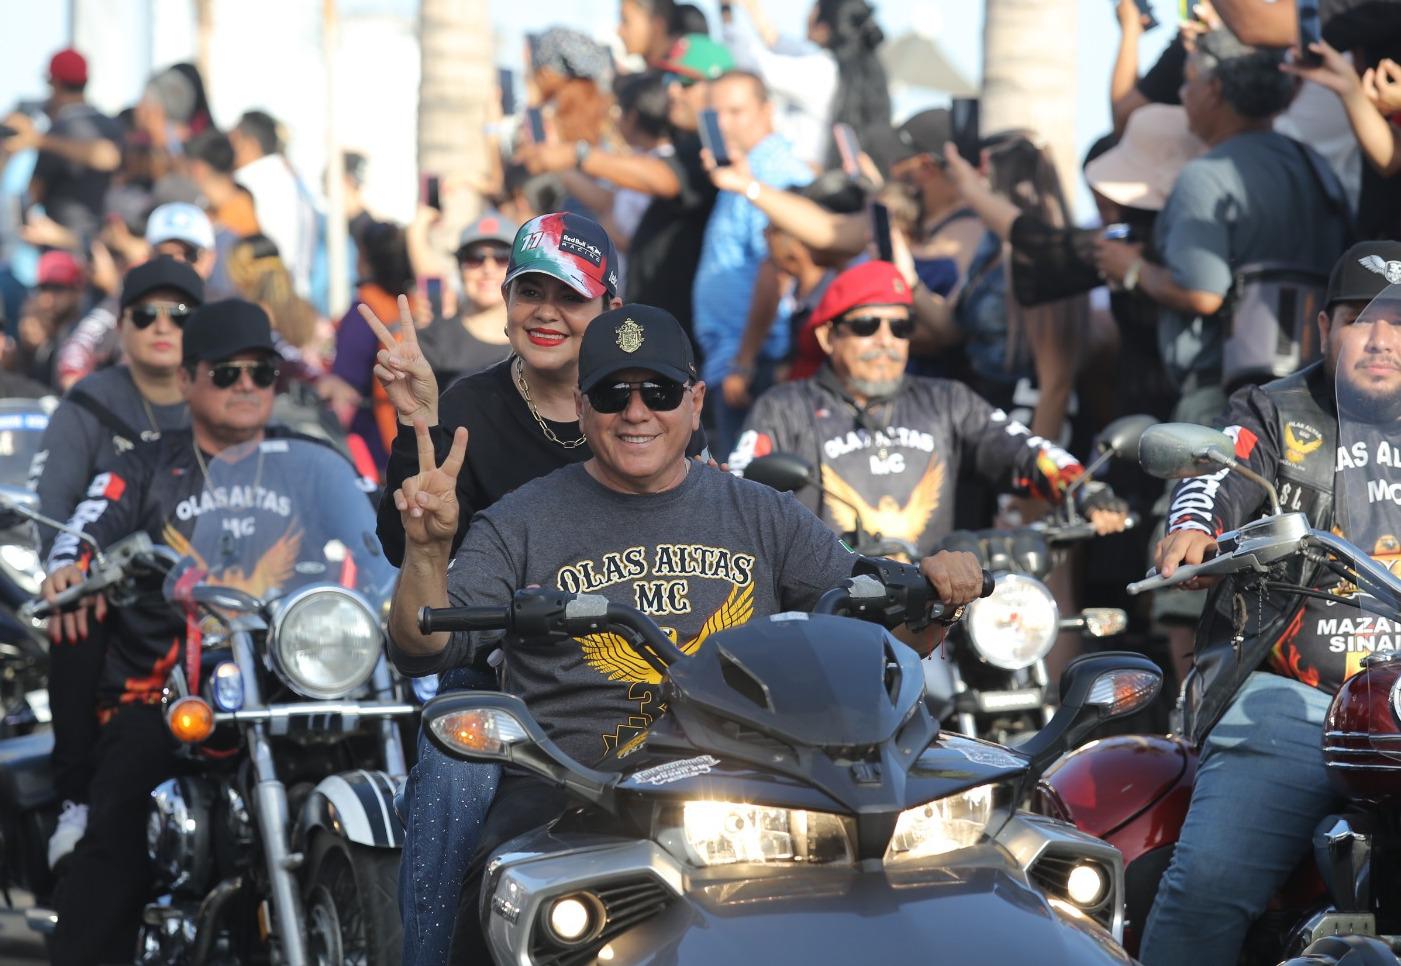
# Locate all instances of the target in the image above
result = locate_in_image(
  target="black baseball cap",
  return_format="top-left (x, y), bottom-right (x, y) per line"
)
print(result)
top-left (120, 255), bottom-right (204, 311)
top-left (1326, 241), bottom-right (1401, 309)
top-left (182, 299), bottom-right (276, 364)
top-left (891, 109), bottom-right (953, 165)
top-left (578, 304), bottom-right (699, 392)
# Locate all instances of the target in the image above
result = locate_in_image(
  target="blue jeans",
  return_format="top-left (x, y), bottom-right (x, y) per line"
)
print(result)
top-left (398, 666), bottom-right (502, 966)
top-left (1139, 672), bottom-right (1339, 966)
top-left (708, 358), bottom-right (776, 462)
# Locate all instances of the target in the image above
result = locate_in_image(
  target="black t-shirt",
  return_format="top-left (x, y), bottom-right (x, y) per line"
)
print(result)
top-left (376, 359), bottom-right (710, 566)
top-left (31, 103), bottom-right (123, 241)
top-left (417, 315), bottom-right (514, 390)
top-left (1137, 34), bottom-right (1186, 105)
top-left (623, 133), bottom-right (718, 336)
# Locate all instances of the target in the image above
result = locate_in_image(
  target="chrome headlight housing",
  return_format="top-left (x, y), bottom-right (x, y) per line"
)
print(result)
top-left (679, 801), bottom-right (856, 867)
top-left (965, 573), bottom-right (1060, 670)
top-left (885, 783), bottom-right (1000, 863)
top-left (267, 586), bottom-right (381, 699)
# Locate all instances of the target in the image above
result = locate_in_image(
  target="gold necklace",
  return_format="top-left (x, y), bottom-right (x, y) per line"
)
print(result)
top-left (513, 355), bottom-right (587, 450)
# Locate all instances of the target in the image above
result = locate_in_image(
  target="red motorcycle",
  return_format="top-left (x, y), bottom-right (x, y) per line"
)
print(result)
top-left (1035, 388), bottom-right (1401, 966)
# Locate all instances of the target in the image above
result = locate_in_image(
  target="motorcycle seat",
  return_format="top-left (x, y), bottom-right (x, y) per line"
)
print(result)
top-left (0, 730), bottom-right (55, 812)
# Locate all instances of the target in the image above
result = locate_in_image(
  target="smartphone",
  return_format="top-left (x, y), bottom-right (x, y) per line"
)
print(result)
top-left (1296, 1), bottom-right (1324, 67)
top-left (950, 98), bottom-right (981, 167)
top-left (498, 67), bottom-right (516, 117)
top-left (424, 276), bottom-right (444, 319)
top-left (871, 202), bottom-right (894, 263)
top-left (698, 108), bottom-right (731, 168)
top-left (1132, 0), bottom-right (1160, 30)
top-left (0, 124), bottom-right (16, 140)
top-left (833, 123), bottom-right (862, 178)
top-left (421, 174), bottom-right (442, 211)
top-left (525, 107), bottom-right (547, 145)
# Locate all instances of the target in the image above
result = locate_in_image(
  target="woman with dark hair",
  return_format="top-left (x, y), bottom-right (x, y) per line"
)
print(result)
top-left (329, 221), bottom-right (416, 469)
top-left (722, 0), bottom-right (891, 170)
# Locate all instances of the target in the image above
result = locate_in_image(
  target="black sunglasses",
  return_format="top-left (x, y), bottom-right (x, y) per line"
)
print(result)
top-left (459, 246), bottom-right (512, 268)
top-left (208, 361), bottom-right (279, 389)
top-left (586, 379), bottom-right (690, 414)
top-left (129, 303), bottom-right (194, 329)
top-left (835, 315), bottom-right (914, 339)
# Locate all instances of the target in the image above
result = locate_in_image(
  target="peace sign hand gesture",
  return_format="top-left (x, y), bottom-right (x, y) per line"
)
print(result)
top-left (394, 418), bottom-right (469, 550)
top-left (358, 293), bottom-right (441, 427)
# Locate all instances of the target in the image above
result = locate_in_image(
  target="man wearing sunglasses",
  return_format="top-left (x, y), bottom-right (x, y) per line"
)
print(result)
top-left (730, 261), bottom-right (1130, 556)
top-left (386, 302), bottom-right (988, 962)
top-left (30, 255), bottom-right (204, 873)
top-left (40, 299), bottom-right (305, 962)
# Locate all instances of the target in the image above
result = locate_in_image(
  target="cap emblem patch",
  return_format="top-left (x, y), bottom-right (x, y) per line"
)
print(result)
top-left (616, 318), bottom-right (645, 353)
top-left (1359, 255), bottom-right (1401, 285)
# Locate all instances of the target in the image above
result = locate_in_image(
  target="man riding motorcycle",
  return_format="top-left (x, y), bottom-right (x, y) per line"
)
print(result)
top-left (385, 303), bottom-right (987, 964)
top-left (38, 300), bottom-right (314, 965)
top-left (1141, 240), bottom-right (1401, 965)
top-left (727, 260), bottom-right (1130, 556)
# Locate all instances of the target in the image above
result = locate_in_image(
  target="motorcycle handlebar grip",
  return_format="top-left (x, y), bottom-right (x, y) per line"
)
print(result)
top-left (26, 580), bottom-right (98, 620)
top-left (980, 570), bottom-right (996, 599)
top-left (417, 606), bottom-right (510, 635)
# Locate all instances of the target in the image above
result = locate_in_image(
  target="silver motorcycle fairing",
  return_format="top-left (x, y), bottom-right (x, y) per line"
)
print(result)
top-left (479, 815), bottom-right (1130, 965)
top-left (297, 768), bottom-right (403, 849)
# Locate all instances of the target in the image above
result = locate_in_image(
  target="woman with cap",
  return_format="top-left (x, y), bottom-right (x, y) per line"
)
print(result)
top-left (416, 210), bottom-right (519, 389)
top-left (361, 211), bottom-right (694, 966)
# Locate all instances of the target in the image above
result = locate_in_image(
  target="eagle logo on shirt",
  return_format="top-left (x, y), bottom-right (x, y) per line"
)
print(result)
top-left (819, 457), bottom-right (945, 555)
top-left (162, 522), bottom-right (303, 600)
top-left (577, 582), bottom-right (755, 685)
top-left (1283, 421), bottom-right (1324, 465)
top-left (1359, 255), bottom-right (1401, 285)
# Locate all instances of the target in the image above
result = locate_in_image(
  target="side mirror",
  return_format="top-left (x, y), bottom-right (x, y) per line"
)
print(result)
top-left (1138, 423), bottom-right (1236, 480)
top-left (742, 452), bottom-right (816, 493)
top-left (423, 691), bottom-right (614, 807)
top-left (1096, 414), bottom-right (1159, 460)
top-left (1019, 652), bottom-right (1162, 780)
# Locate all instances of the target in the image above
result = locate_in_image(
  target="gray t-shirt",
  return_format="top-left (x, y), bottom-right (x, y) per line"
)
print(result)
top-left (1154, 131), bottom-right (1348, 382)
top-left (389, 462), bottom-right (856, 764)
top-left (30, 366), bottom-right (189, 556)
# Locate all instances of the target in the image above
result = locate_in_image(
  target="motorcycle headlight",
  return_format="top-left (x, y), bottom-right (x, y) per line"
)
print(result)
top-left (0, 543), bottom-right (43, 596)
top-left (268, 587), bottom-right (381, 699)
top-left (965, 573), bottom-right (1060, 670)
top-left (680, 801), bottom-right (855, 867)
top-left (885, 783), bottom-right (997, 863)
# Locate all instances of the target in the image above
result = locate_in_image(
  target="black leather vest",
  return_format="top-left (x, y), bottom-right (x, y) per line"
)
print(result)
top-left (1182, 363), bottom-right (1336, 746)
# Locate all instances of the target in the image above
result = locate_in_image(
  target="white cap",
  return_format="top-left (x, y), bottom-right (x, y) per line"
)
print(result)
top-left (145, 202), bottom-right (216, 252)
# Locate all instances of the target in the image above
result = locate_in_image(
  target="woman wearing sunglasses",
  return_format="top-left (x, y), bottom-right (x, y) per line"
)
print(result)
top-left (362, 210), bottom-right (708, 966)
top-left (31, 255), bottom-right (205, 872)
top-left (728, 259), bottom-right (1131, 560)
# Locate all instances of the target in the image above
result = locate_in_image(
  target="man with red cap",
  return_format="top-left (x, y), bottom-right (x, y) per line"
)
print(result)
top-left (729, 260), bottom-right (1129, 555)
top-left (7, 250), bottom-right (86, 386)
top-left (2, 48), bottom-right (122, 243)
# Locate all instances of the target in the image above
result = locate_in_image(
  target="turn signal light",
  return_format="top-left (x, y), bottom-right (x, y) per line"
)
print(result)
top-left (167, 696), bottom-right (215, 743)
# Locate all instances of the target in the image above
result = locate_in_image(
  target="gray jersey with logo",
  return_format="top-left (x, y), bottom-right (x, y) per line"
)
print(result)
top-left (388, 463), bottom-right (855, 764)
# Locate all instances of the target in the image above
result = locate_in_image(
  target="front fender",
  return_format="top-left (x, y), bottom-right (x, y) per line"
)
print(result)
top-left (297, 770), bottom-right (403, 849)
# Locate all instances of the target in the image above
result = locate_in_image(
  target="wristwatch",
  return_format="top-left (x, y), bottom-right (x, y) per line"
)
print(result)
top-left (744, 180), bottom-right (762, 203)
top-left (574, 140), bottom-right (592, 169)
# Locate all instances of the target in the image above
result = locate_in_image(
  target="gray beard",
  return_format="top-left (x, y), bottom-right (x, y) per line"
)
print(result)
top-left (847, 376), bottom-right (904, 399)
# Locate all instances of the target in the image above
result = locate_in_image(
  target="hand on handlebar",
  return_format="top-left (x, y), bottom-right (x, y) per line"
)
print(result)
top-left (1153, 529), bottom-right (1221, 590)
top-left (1078, 484), bottom-right (1132, 536)
top-left (40, 563), bottom-right (107, 644)
top-left (394, 418), bottom-right (468, 550)
top-left (918, 550), bottom-right (988, 607)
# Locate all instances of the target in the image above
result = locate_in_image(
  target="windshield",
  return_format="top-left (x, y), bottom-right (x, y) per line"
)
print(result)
top-left (161, 437), bottom-right (393, 608)
top-left (0, 399), bottom-right (51, 489)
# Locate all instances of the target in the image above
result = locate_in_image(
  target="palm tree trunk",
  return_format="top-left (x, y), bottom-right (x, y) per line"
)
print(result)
top-left (417, 0), bottom-right (494, 233)
top-left (981, 0), bottom-right (1080, 203)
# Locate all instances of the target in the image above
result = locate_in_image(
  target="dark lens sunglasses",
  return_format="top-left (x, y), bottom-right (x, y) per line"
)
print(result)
top-left (836, 315), bottom-right (914, 340)
top-left (459, 246), bottom-right (512, 268)
top-left (586, 379), bottom-right (689, 414)
top-left (129, 303), bottom-right (193, 329)
top-left (209, 361), bottom-right (279, 389)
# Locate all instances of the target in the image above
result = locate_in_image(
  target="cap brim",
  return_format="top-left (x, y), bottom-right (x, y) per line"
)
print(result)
top-left (123, 280), bottom-right (203, 310)
top-left (504, 264), bottom-right (606, 301)
top-left (580, 361), bottom-right (693, 393)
